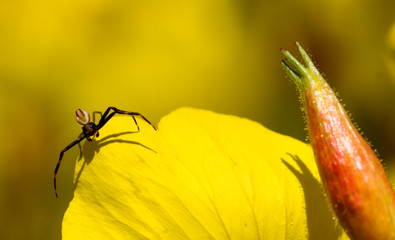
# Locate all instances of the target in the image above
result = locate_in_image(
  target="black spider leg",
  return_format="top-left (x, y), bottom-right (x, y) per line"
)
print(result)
top-left (92, 111), bottom-right (103, 137)
top-left (54, 136), bottom-right (86, 198)
top-left (93, 111), bottom-right (102, 123)
top-left (98, 107), bottom-right (157, 131)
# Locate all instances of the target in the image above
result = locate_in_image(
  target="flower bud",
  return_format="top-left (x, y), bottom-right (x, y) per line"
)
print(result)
top-left (282, 42), bottom-right (395, 240)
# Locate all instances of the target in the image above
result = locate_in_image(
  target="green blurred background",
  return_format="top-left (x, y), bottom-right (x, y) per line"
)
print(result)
top-left (1, 0), bottom-right (395, 239)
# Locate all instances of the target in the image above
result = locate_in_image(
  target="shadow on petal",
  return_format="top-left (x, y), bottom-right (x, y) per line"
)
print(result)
top-left (282, 153), bottom-right (344, 239)
top-left (73, 131), bottom-right (156, 193)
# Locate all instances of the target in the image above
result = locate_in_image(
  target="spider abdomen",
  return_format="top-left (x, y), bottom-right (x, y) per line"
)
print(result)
top-left (76, 109), bottom-right (90, 125)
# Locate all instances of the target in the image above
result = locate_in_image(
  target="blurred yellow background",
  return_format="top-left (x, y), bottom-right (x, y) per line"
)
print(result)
top-left (0, 0), bottom-right (394, 239)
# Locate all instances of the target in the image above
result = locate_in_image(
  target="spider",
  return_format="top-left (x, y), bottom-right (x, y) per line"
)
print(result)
top-left (54, 106), bottom-right (156, 198)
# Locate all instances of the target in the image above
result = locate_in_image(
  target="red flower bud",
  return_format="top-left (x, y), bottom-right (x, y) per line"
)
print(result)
top-left (282, 42), bottom-right (395, 240)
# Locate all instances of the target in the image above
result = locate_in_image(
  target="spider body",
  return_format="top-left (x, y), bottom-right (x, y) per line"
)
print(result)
top-left (82, 122), bottom-right (98, 140)
top-left (54, 106), bottom-right (156, 198)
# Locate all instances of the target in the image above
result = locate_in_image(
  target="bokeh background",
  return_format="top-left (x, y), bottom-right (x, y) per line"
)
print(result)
top-left (1, 0), bottom-right (395, 239)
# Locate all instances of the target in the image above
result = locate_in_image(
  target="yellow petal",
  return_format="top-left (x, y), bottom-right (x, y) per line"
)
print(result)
top-left (62, 107), bottom-right (347, 239)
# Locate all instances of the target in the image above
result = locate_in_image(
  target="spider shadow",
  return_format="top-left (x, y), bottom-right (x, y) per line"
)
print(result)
top-left (73, 131), bottom-right (156, 192)
top-left (281, 153), bottom-right (342, 239)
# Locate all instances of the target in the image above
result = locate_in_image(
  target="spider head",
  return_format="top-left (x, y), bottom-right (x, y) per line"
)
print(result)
top-left (76, 109), bottom-right (90, 125)
top-left (83, 122), bottom-right (97, 137)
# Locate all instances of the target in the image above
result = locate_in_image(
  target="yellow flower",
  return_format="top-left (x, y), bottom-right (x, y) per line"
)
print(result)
top-left (62, 107), bottom-right (347, 239)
